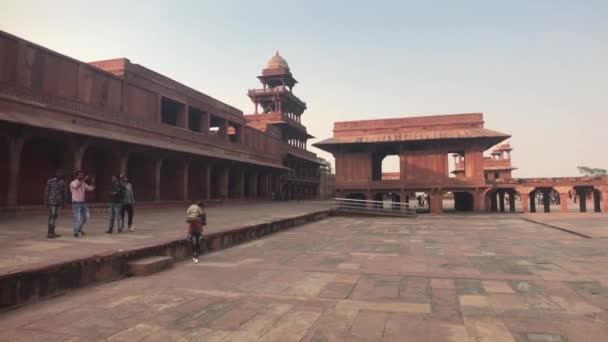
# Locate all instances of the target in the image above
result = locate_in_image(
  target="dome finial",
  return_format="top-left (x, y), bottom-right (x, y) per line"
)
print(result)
top-left (266, 51), bottom-right (289, 69)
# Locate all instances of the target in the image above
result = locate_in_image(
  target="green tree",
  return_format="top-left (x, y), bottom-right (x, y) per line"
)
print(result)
top-left (318, 157), bottom-right (333, 174)
top-left (577, 166), bottom-right (608, 177)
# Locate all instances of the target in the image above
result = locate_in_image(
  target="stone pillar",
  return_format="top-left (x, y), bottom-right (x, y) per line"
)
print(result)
top-left (595, 186), bottom-right (608, 213)
top-left (577, 188), bottom-right (587, 213)
top-left (542, 189), bottom-right (551, 213)
top-left (473, 189), bottom-right (488, 212)
top-left (593, 189), bottom-right (601, 213)
top-left (182, 161), bottom-right (189, 202)
top-left (219, 166), bottom-right (229, 199)
top-left (7, 136), bottom-right (24, 206)
top-left (201, 112), bottom-right (210, 136)
top-left (490, 191), bottom-right (498, 212)
top-left (530, 191), bottom-right (537, 213)
top-left (498, 190), bottom-right (505, 212)
top-left (508, 191), bottom-right (516, 212)
top-left (237, 169), bottom-right (245, 198)
top-left (366, 190), bottom-right (373, 208)
top-left (554, 186), bottom-right (572, 213)
top-left (118, 151), bottom-right (129, 175)
top-left (73, 143), bottom-right (89, 171)
top-left (429, 191), bottom-right (443, 214)
top-left (517, 187), bottom-right (534, 213)
top-left (204, 163), bottom-right (211, 200)
top-left (154, 158), bottom-right (162, 202)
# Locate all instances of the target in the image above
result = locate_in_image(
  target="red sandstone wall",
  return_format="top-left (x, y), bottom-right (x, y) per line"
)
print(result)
top-left (335, 152), bottom-right (372, 183)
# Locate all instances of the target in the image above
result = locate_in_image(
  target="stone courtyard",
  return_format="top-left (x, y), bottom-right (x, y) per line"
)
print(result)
top-left (2, 214), bottom-right (608, 341)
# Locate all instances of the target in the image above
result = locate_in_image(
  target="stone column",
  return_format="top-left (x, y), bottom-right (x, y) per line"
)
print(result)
top-left (597, 186), bottom-right (608, 213)
top-left (490, 191), bottom-right (498, 212)
top-left (203, 163), bottom-right (211, 200)
top-left (516, 187), bottom-right (534, 213)
top-left (182, 161), bottom-right (190, 202)
top-left (554, 186), bottom-right (572, 213)
top-left (474, 189), bottom-right (488, 212)
top-left (154, 158), bottom-right (162, 202)
top-left (7, 136), bottom-right (24, 207)
top-left (508, 190), bottom-right (516, 212)
top-left (542, 189), bottom-right (551, 213)
top-left (498, 190), bottom-right (505, 212)
top-left (593, 189), bottom-right (601, 213)
top-left (219, 166), bottom-right (229, 199)
top-left (530, 191), bottom-right (537, 213)
top-left (201, 112), bottom-right (210, 136)
top-left (366, 190), bottom-right (373, 208)
top-left (118, 151), bottom-right (129, 175)
top-left (72, 143), bottom-right (89, 171)
top-left (429, 191), bottom-right (443, 214)
top-left (251, 172), bottom-right (258, 198)
top-left (576, 188), bottom-right (587, 213)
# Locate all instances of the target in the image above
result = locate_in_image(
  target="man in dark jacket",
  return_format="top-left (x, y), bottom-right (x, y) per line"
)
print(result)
top-left (44, 169), bottom-right (68, 238)
top-left (106, 175), bottom-right (126, 234)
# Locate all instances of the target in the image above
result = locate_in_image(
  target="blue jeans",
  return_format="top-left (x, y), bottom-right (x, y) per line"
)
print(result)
top-left (72, 202), bottom-right (89, 235)
top-left (108, 203), bottom-right (124, 232)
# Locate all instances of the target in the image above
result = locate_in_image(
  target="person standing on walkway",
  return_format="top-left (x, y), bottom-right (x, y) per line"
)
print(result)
top-left (44, 169), bottom-right (68, 238)
top-left (186, 200), bottom-right (206, 263)
top-left (107, 175), bottom-right (126, 234)
top-left (120, 174), bottom-right (135, 232)
top-left (70, 171), bottom-right (95, 237)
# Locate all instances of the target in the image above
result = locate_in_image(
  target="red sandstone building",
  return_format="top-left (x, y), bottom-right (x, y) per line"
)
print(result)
top-left (315, 113), bottom-right (608, 213)
top-left (0, 31), bottom-right (320, 209)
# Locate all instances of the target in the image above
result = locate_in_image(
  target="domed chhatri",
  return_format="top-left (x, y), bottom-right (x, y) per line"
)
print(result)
top-left (266, 51), bottom-right (289, 70)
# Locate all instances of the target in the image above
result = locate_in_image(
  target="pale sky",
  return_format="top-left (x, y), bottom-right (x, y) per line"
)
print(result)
top-left (2, 0), bottom-right (606, 177)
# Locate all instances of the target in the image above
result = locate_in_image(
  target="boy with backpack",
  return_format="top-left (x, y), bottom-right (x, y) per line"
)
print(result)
top-left (186, 200), bottom-right (206, 263)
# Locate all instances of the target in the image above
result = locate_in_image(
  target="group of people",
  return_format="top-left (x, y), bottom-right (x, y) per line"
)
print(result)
top-left (43, 170), bottom-right (135, 238)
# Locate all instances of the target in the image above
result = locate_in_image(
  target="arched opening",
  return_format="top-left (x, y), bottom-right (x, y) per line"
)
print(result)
top-left (187, 160), bottom-right (205, 201)
top-left (81, 146), bottom-right (121, 203)
top-left (19, 138), bottom-right (68, 205)
top-left (0, 139), bottom-right (8, 206)
top-left (126, 153), bottom-right (156, 202)
top-left (160, 157), bottom-right (184, 201)
top-left (381, 155), bottom-right (400, 180)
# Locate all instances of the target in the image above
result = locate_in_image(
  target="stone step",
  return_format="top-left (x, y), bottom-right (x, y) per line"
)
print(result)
top-left (125, 256), bottom-right (174, 276)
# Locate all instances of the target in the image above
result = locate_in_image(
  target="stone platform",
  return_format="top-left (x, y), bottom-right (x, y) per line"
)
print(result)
top-left (0, 201), bottom-right (331, 308)
top-left (2, 215), bottom-right (608, 341)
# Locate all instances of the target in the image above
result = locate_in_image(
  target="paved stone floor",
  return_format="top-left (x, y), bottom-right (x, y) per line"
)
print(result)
top-left (0, 201), bottom-right (329, 275)
top-left (2, 215), bottom-right (608, 341)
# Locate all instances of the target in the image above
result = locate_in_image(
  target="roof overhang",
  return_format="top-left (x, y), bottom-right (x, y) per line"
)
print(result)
top-left (313, 128), bottom-right (511, 153)
top-left (0, 107), bottom-right (289, 170)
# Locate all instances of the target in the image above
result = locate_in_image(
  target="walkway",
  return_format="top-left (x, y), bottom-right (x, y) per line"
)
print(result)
top-left (0, 201), bottom-right (330, 275)
top-left (2, 215), bottom-right (608, 341)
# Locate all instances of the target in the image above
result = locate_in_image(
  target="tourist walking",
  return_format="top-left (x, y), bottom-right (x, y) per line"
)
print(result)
top-left (107, 175), bottom-right (126, 234)
top-left (43, 169), bottom-right (68, 238)
top-left (120, 174), bottom-right (135, 232)
top-left (70, 171), bottom-right (95, 237)
top-left (186, 200), bottom-right (206, 263)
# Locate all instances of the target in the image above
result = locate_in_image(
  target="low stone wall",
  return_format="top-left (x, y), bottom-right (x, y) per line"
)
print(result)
top-left (0, 210), bottom-right (331, 310)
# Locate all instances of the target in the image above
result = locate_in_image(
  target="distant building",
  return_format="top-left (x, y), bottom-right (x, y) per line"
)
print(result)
top-left (452, 142), bottom-right (516, 180)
